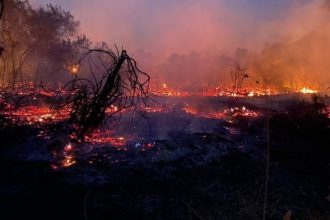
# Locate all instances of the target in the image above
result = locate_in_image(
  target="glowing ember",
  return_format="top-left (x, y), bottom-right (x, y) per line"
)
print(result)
top-left (152, 80), bottom-right (282, 98)
top-left (62, 156), bottom-right (76, 168)
top-left (182, 106), bottom-right (198, 115)
top-left (182, 106), bottom-right (262, 120)
top-left (300, 87), bottom-right (318, 94)
top-left (144, 106), bottom-right (169, 113)
top-left (5, 105), bottom-right (70, 125)
top-left (84, 129), bottom-right (130, 148)
top-left (52, 143), bottom-right (77, 170)
top-left (64, 143), bottom-right (73, 151)
top-left (105, 105), bottom-right (122, 113)
top-left (69, 64), bottom-right (80, 76)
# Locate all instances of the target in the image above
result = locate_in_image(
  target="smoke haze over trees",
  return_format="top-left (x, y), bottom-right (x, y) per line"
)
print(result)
top-left (1, 0), bottom-right (330, 90)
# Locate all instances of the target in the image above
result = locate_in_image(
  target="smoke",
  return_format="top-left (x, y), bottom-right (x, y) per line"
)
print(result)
top-left (247, 0), bottom-right (330, 89)
top-left (29, 0), bottom-right (330, 89)
top-left (29, 0), bottom-right (312, 57)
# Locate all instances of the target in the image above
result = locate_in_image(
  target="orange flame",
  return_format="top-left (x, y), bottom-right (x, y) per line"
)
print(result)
top-left (300, 87), bottom-right (317, 94)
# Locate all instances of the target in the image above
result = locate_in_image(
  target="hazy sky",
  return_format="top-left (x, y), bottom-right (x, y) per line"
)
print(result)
top-left (29, 0), bottom-right (325, 61)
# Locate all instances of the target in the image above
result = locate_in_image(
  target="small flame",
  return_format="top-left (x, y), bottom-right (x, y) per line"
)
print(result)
top-left (69, 64), bottom-right (80, 75)
top-left (62, 157), bottom-right (76, 168)
top-left (61, 143), bottom-right (76, 167)
top-left (51, 143), bottom-right (77, 170)
top-left (300, 87), bottom-right (317, 94)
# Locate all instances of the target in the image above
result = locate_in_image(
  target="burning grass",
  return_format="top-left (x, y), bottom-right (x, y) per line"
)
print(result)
top-left (0, 84), bottom-right (329, 171)
top-left (5, 105), bottom-right (70, 125)
top-left (0, 85), bottom-right (329, 220)
top-left (182, 105), bottom-right (262, 120)
top-left (152, 81), bottom-right (320, 98)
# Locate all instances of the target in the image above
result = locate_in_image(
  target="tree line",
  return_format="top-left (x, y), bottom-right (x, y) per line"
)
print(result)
top-left (0, 0), bottom-right (90, 88)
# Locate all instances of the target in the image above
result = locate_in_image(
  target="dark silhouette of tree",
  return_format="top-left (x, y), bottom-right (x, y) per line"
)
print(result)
top-left (229, 48), bottom-right (250, 96)
top-left (66, 49), bottom-right (150, 141)
top-left (229, 62), bottom-right (248, 96)
top-left (0, 0), bottom-right (87, 87)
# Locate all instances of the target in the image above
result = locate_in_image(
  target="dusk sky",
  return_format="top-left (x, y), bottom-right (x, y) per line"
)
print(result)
top-left (30, 0), bottom-right (326, 62)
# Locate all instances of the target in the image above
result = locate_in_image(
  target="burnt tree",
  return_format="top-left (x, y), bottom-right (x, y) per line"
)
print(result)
top-left (67, 49), bottom-right (150, 140)
top-left (229, 62), bottom-right (248, 96)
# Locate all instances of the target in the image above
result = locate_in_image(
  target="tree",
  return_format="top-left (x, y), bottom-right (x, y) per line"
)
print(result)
top-left (0, 0), bottom-right (33, 86)
top-left (229, 63), bottom-right (248, 96)
top-left (229, 48), bottom-right (249, 96)
top-left (0, 0), bottom-right (86, 87)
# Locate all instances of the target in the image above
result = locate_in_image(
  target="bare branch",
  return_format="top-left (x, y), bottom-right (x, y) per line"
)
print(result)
top-left (66, 48), bottom-right (150, 141)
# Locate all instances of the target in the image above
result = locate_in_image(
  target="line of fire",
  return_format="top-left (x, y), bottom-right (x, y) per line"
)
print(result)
top-left (0, 0), bottom-right (329, 220)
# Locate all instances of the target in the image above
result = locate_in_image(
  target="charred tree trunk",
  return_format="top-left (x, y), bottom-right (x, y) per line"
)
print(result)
top-left (72, 51), bottom-right (126, 136)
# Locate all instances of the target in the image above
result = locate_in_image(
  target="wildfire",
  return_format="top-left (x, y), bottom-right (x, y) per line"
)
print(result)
top-left (182, 106), bottom-right (198, 115)
top-left (105, 105), bottom-right (121, 113)
top-left (84, 129), bottom-right (129, 148)
top-left (225, 106), bottom-right (261, 118)
top-left (1, 82), bottom-right (325, 171)
top-left (5, 105), bottom-right (70, 125)
top-left (300, 87), bottom-right (318, 94)
top-left (153, 81), bottom-right (282, 98)
top-left (182, 106), bottom-right (262, 120)
top-left (144, 106), bottom-right (169, 113)
top-left (151, 82), bottom-right (189, 97)
top-left (51, 143), bottom-right (77, 170)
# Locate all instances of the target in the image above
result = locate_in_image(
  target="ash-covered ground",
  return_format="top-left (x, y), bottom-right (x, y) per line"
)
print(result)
top-left (0, 95), bottom-right (329, 220)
